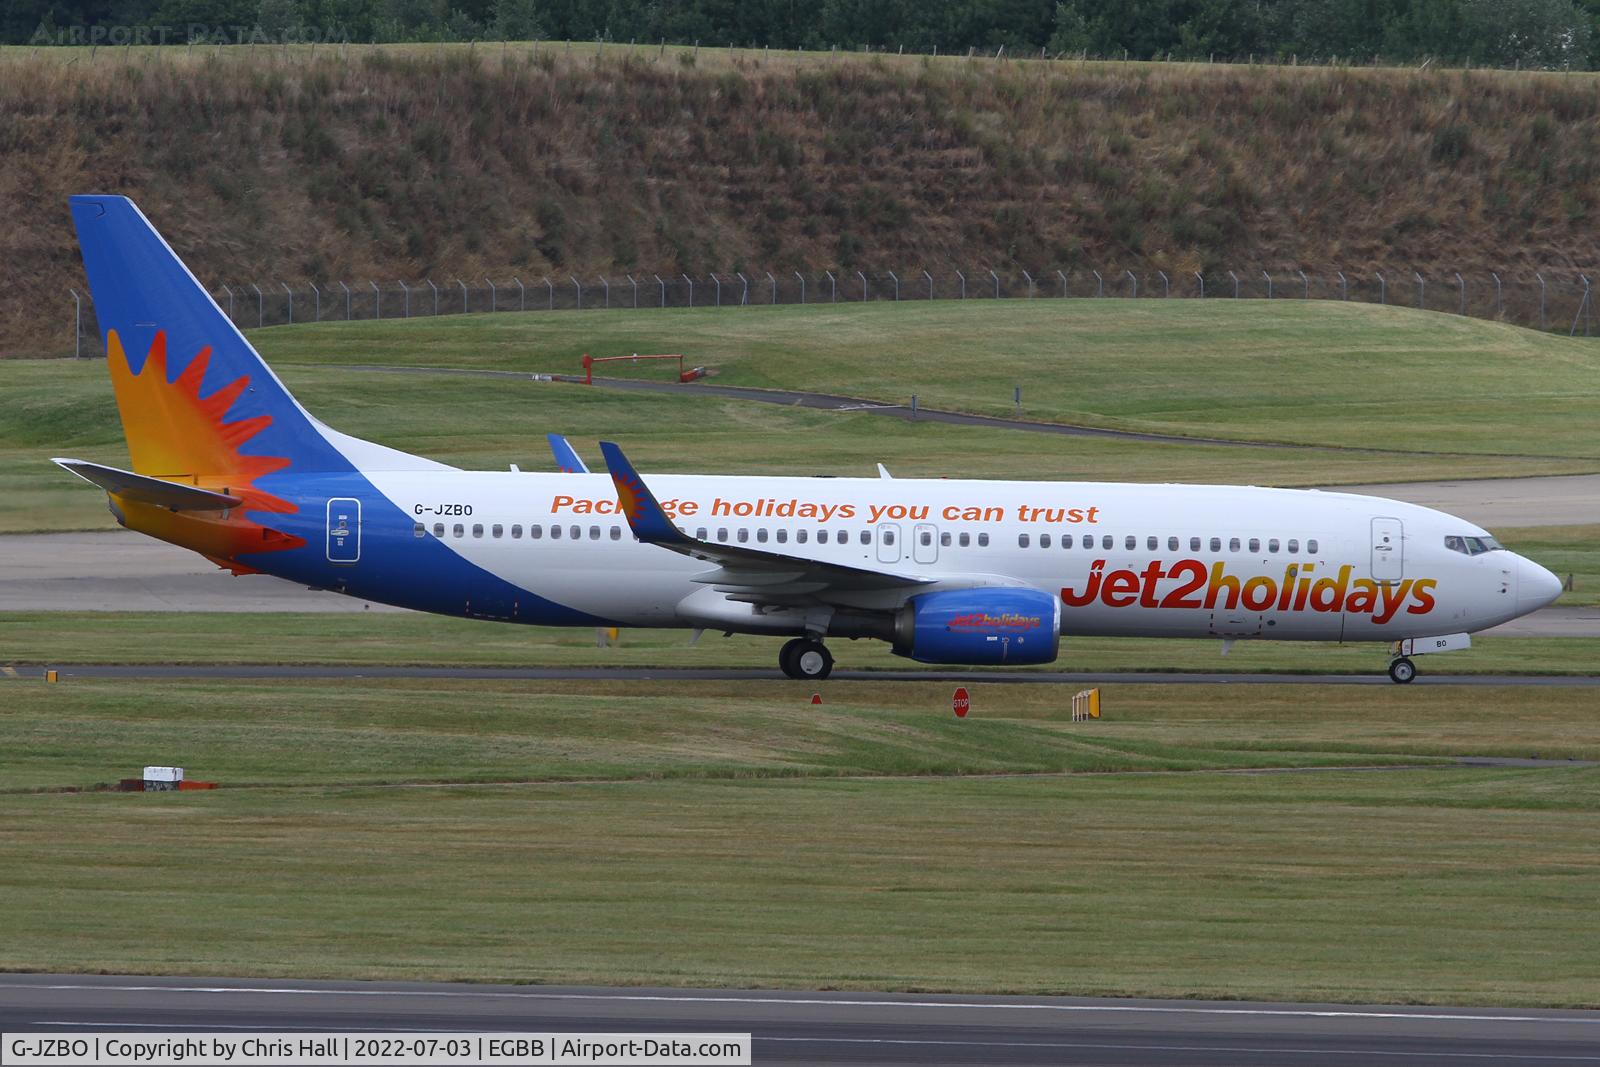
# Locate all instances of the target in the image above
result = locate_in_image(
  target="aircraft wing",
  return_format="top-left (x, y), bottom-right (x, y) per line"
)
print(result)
top-left (598, 442), bottom-right (931, 602)
top-left (54, 458), bottom-right (243, 511)
top-left (547, 433), bottom-right (589, 473)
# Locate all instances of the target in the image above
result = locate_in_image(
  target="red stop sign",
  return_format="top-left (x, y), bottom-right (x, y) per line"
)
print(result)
top-left (953, 687), bottom-right (970, 718)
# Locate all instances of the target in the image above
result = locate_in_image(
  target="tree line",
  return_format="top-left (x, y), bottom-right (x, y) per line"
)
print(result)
top-left (8, 0), bottom-right (1598, 70)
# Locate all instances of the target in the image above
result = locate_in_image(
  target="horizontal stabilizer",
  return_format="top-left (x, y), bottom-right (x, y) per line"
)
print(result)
top-left (53, 458), bottom-right (243, 511)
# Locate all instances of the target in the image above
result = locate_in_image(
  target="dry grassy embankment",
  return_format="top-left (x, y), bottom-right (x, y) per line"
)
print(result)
top-left (2, 44), bottom-right (1599, 355)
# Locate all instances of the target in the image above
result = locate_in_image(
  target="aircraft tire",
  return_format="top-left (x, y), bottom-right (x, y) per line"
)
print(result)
top-left (1388, 657), bottom-right (1417, 684)
top-left (778, 638), bottom-right (807, 679)
top-left (794, 640), bottom-right (834, 681)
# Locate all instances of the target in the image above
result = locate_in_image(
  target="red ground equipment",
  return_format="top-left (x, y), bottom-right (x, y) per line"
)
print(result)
top-left (581, 352), bottom-right (704, 385)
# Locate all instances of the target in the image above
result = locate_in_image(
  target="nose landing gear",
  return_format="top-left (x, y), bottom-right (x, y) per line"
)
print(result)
top-left (779, 638), bottom-right (834, 680)
top-left (1388, 656), bottom-right (1417, 684)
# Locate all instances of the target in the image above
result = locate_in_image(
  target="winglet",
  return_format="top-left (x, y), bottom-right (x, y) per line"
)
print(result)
top-left (598, 442), bottom-right (690, 545)
top-left (547, 433), bottom-right (589, 473)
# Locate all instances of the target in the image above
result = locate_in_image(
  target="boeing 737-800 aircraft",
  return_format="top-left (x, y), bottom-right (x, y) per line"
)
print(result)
top-left (57, 196), bottom-right (1563, 683)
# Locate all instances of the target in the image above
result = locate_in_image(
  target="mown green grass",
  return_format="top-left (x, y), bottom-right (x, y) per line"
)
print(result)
top-left (7, 300), bottom-right (1599, 532)
top-left (3, 674), bottom-right (1598, 1003)
top-left (4, 767), bottom-right (1598, 1004)
top-left (256, 299), bottom-right (1600, 457)
top-left (5, 610), bottom-right (1597, 675)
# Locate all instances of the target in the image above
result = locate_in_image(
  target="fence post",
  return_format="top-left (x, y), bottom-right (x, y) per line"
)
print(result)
top-left (488, 277), bottom-right (498, 312)
top-left (1056, 270), bottom-right (1067, 297)
top-left (889, 271), bottom-right (900, 300)
top-left (682, 273), bottom-right (694, 307)
top-left (857, 270), bottom-right (867, 301)
top-left (69, 288), bottom-right (81, 358)
top-left (1125, 270), bottom-right (1137, 298)
top-left (1262, 270), bottom-right (1272, 299)
top-left (737, 272), bottom-right (749, 306)
top-left (1491, 272), bottom-right (1502, 317)
top-left (400, 281), bottom-right (410, 317)
top-left (457, 278), bottom-right (468, 313)
top-left (1536, 272), bottom-right (1546, 330)
top-left (1298, 270), bottom-right (1308, 299)
top-left (1574, 275), bottom-right (1592, 337)
top-left (1454, 272), bottom-right (1465, 315)
top-left (222, 284), bottom-right (235, 322)
top-left (826, 271), bottom-right (836, 302)
top-left (309, 282), bottom-right (321, 322)
top-left (926, 270), bottom-right (935, 300)
top-left (282, 282), bottom-right (293, 324)
top-left (598, 276), bottom-right (608, 309)
top-left (1158, 270), bottom-right (1169, 297)
top-left (515, 277), bottom-right (526, 311)
top-left (654, 275), bottom-right (665, 307)
top-left (1337, 271), bottom-right (1347, 301)
top-left (1375, 272), bottom-right (1386, 305)
top-left (1414, 271), bottom-right (1424, 309)
top-left (1228, 271), bottom-right (1238, 298)
top-left (711, 272), bottom-right (722, 307)
top-left (1022, 270), bottom-right (1034, 297)
top-left (794, 271), bottom-right (806, 304)
top-left (570, 275), bottom-right (582, 310)
top-left (1194, 272), bottom-right (1204, 298)
top-left (766, 272), bottom-right (775, 304)
top-left (990, 269), bottom-right (1000, 298)
top-left (543, 277), bottom-right (553, 311)
top-left (956, 270), bottom-right (966, 299)
top-left (628, 275), bottom-right (638, 308)
top-left (374, 281), bottom-right (384, 320)
top-left (339, 281), bottom-right (351, 320)
top-left (252, 283), bottom-right (264, 326)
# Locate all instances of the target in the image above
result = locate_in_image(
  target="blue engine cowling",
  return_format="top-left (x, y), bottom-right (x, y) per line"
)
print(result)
top-left (892, 588), bottom-right (1061, 665)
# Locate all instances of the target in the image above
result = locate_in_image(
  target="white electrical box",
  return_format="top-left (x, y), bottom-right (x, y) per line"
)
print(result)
top-left (143, 766), bottom-right (184, 782)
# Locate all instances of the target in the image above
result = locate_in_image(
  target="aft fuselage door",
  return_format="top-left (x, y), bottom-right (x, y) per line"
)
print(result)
top-left (1370, 517), bottom-right (1403, 582)
top-left (327, 497), bottom-right (361, 564)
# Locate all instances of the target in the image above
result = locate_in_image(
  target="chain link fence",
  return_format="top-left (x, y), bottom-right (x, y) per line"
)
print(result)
top-left (65, 266), bottom-right (1595, 358)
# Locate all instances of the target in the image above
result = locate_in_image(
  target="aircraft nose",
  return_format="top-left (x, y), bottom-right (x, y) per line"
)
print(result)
top-left (1515, 555), bottom-right (1563, 615)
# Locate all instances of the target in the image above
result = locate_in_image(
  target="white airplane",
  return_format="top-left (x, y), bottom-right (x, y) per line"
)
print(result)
top-left (57, 196), bottom-right (1563, 683)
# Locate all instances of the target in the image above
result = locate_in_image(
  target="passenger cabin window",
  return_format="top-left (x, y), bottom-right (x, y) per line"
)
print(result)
top-left (492, 524), bottom-right (503, 538)
top-left (978, 532), bottom-right (990, 547)
top-left (1168, 536), bottom-right (1179, 552)
top-left (550, 525), bottom-right (562, 539)
top-left (737, 529), bottom-right (749, 543)
top-left (696, 527), bottom-right (708, 540)
top-left (589, 525), bottom-right (600, 540)
top-left (569, 525), bottom-right (580, 540)
top-left (1307, 539), bottom-right (1319, 554)
top-left (1019, 533), bottom-right (1030, 548)
top-left (921, 530), bottom-right (934, 547)
top-left (859, 530), bottom-right (871, 545)
top-left (1040, 533), bottom-right (1051, 548)
top-left (1287, 538), bottom-right (1299, 553)
top-left (1229, 537), bottom-right (1240, 552)
top-left (883, 528), bottom-right (896, 545)
top-left (1249, 538), bottom-right (1260, 552)
top-left (511, 524), bottom-right (522, 539)
top-left (453, 523), bottom-right (465, 538)
top-left (432, 523), bottom-right (445, 537)
top-left (776, 529), bottom-right (788, 543)
top-left (1062, 534), bottom-right (1073, 549)
top-left (1209, 537), bottom-right (1221, 552)
top-left (959, 532), bottom-right (971, 547)
top-left (818, 530), bottom-right (829, 544)
top-left (1101, 535), bottom-right (1113, 550)
top-left (413, 523), bottom-right (425, 538)
top-left (1189, 537), bottom-right (1201, 552)
top-left (717, 528), bottom-right (728, 542)
top-left (530, 524), bottom-right (542, 539)
top-left (941, 532), bottom-right (952, 547)
top-left (1125, 535), bottom-right (1137, 550)
top-left (796, 529), bottom-right (808, 544)
top-left (756, 529), bottom-right (768, 543)
top-left (472, 524), bottom-right (484, 538)
top-left (1147, 536), bottom-right (1158, 551)
top-left (1268, 538), bottom-right (1280, 553)
top-left (610, 526), bottom-right (622, 540)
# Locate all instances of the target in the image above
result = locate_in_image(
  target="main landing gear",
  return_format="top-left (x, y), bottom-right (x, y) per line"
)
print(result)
top-left (1388, 656), bottom-right (1417, 684)
top-left (779, 637), bottom-right (834, 680)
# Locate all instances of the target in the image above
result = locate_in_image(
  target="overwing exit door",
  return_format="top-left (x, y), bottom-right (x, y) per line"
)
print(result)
top-left (1371, 517), bottom-right (1403, 582)
top-left (912, 523), bottom-right (939, 564)
top-left (327, 498), bottom-right (361, 563)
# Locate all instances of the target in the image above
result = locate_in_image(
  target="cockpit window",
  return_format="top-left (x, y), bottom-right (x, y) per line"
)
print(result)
top-left (1445, 534), bottom-right (1503, 556)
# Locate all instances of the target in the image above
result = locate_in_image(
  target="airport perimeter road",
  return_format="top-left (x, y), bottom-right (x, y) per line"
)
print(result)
top-left (2, 975), bottom-right (1597, 1066)
top-left (1, 530), bottom-right (1595, 636)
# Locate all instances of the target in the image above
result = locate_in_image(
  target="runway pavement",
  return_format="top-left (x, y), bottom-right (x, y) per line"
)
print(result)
top-left (1, 530), bottom-right (1594, 636)
top-left (11, 663), bottom-right (1600, 685)
top-left (2, 975), bottom-right (1596, 1066)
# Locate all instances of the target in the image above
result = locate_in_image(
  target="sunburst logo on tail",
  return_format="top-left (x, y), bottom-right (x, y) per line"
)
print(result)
top-left (615, 472), bottom-right (647, 522)
top-left (106, 329), bottom-right (305, 561)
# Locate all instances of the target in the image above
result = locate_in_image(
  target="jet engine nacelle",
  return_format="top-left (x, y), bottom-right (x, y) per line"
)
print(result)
top-left (893, 588), bottom-right (1061, 665)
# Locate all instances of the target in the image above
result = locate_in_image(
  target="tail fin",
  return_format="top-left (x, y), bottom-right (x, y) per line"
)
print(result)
top-left (70, 195), bottom-right (445, 481)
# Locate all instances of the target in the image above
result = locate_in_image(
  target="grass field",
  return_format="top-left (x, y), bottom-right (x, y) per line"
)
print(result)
top-left (5, 300), bottom-right (1599, 533)
top-left (3, 676), bottom-right (1599, 1004)
top-left (5, 611), bottom-right (1599, 675)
